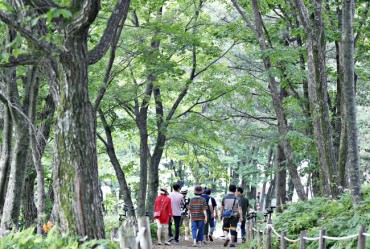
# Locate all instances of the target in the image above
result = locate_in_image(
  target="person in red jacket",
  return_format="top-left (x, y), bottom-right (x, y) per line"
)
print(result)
top-left (154, 187), bottom-right (173, 245)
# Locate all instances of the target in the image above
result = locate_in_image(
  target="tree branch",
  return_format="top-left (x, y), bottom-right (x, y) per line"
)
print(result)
top-left (88, 0), bottom-right (130, 65)
top-left (0, 11), bottom-right (63, 54)
top-left (230, 0), bottom-right (258, 35)
top-left (67, 0), bottom-right (100, 34)
top-left (175, 88), bottom-right (236, 119)
top-left (0, 54), bottom-right (40, 67)
top-left (25, 0), bottom-right (60, 14)
top-left (194, 41), bottom-right (236, 78)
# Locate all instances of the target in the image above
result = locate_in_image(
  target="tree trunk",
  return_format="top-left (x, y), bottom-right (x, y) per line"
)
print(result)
top-left (0, 85), bottom-right (12, 213)
top-left (294, 0), bottom-right (341, 198)
top-left (341, 0), bottom-right (362, 204)
top-left (53, 29), bottom-right (105, 238)
top-left (249, 0), bottom-right (307, 200)
top-left (98, 109), bottom-right (134, 212)
top-left (22, 162), bottom-right (37, 228)
top-left (275, 144), bottom-right (287, 213)
top-left (1, 65), bottom-right (33, 230)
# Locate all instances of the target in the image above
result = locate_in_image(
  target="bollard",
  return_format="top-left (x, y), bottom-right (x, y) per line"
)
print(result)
top-left (319, 229), bottom-right (326, 249)
top-left (300, 230), bottom-right (307, 249)
top-left (357, 226), bottom-right (367, 249)
top-left (280, 231), bottom-right (287, 249)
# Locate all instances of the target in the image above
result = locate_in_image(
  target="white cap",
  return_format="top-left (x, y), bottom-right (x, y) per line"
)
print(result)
top-left (180, 186), bottom-right (188, 193)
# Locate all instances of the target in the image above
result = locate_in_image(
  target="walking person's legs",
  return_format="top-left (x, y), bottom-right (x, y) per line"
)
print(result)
top-left (156, 220), bottom-right (164, 245)
top-left (183, 217), bottom-right (190, 240)
top-left (191, 220), bottom-right (200, 246)
top-left (174, 216), bottom-right (181, 243)
top-left (223, 218), bottom-right (231, 247)
top-left (229, 216), bottom-right (239, 247)
top-left (197, 220), bottom-right (205, 244)
top-left (204, 213), bottom-right (210, 241)
top-left (168, 218), bottom-right (174, 241)
top-left (241, 220), bottom-right (246, 242)
top-left (209, 217), bottom-right (215, 241)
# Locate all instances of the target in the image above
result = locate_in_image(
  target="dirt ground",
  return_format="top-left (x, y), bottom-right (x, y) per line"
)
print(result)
top-left (153, 236), bottom-right (244, 249)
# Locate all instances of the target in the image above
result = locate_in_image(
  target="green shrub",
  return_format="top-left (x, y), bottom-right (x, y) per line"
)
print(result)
top-left (270, 185), bottom-right (370, 249)
top-left (0, 226), bottom-right (119, 249)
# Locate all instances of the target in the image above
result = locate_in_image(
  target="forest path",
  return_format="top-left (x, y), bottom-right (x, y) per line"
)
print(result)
top-left (153, 236), bottom-right (241, 249)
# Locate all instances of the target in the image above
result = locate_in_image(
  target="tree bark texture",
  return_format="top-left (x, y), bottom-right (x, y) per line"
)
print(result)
top-left (1, 65), bottom-right (34, 230)
top-left (53, 27), bottom-right (105, 238)
top-left (0, 85), bottom-right (12, 213)
top-left (250, 0), bottom-right (307, 201)
top-left (275, 144), bottom-right (287, 213)
top-left (22, 162), bottom-right (37, 228)
top-left (341, 0), bottom-right (362, 204)
top-left (294, 0), bottom-right (341, 198)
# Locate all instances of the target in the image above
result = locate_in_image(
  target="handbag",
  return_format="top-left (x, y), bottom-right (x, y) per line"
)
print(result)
top-left (154, 197), bottom-right (165, 218)
top-left (222, 197), bottom-right (236, 218)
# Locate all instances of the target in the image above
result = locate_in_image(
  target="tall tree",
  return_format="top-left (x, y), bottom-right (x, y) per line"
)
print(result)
top-left (231, 0), bottom-right (307, 200)
top-left (0, 0), bottom-right (130, 238)
top-left (341, 0), bottom-right (362, 205)
top-left (293, 0), bottom-right (342, 197)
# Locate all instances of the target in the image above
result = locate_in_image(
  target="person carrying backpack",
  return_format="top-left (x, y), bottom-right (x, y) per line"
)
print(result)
top-left (180, 186), bottom-right (190, 241)
top-left (220, 185), bottom-right (242, 247)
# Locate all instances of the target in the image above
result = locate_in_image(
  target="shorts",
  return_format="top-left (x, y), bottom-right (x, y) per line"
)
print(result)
top-left (156, 219), bottom-right (169, 228)
top-left (181, 216), bottom-right (189, 226)
top-left (223, 215), bottom-right (239, 232)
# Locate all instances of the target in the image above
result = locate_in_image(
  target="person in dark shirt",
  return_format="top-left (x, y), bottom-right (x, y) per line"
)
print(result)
top-left (220, 185), bottom-right (242, 247)
top-left (236, 187), bottom-right (249, 242)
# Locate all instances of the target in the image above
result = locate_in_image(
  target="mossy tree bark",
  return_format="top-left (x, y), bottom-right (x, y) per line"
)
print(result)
top-left (275, 144), bottom-right (287, 213)
top-left (341, 0), bottom-right (362, 205)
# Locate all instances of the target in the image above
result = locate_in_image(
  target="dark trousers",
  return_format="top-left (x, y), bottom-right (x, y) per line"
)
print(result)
top-left (168, 216), bottom-right (181, 242)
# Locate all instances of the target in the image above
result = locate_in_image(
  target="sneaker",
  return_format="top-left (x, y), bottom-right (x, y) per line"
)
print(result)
top-left (209, 235), bottom-right (213, 241)
top-left (192, 242), bottom-right (197, 247)
top-left (224, 238), bottom-right (230, 247)
top-left (174, 241), bottom-right (180, 245)
top-left (168, 236), bottom-right (174, 242)
top-left (185, 236), bottom-right (190, 241)
top-left (202, 241), bottom-right (207, 245)
top-left (157, 242), bottom-right (162, 245)
top-left (242, 236), bottom-right (246, 243)
top-left (198, 241), bottom-right (203, 246)
top-left (230, 243), bottom-right (236, 247)
top-left (164, 241), bottom-right (171, 245)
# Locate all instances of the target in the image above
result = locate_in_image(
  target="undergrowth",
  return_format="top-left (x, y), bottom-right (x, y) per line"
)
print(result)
top-left (243, 185), bottom-right (370, 249)
top-left (0, 226), bottom-right (118, 249)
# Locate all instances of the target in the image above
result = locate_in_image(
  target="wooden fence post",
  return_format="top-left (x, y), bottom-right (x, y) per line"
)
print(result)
top-left (319, 229), bottom-right (326, 249)
top-left (357, 226), bottom-right (367, 249)
top-left (246, 221), bottom-right (250, 242)
top-left (265, 221), bottom-right (272, 249)
top-left (251, 220), bottom-right (255, 240)
top-left (280, 231), bottom-right (287, 249)
top-left (300, 230), bottom-right (307, 249)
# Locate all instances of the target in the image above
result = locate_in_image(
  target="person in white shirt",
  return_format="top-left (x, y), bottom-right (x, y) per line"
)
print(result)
top-left (168, 183), bottom-right (184, 244)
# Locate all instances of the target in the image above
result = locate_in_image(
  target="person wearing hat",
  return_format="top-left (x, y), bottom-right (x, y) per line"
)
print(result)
top-left (180, 186), bottom-right (190, 241)
top-left (154, 187), bottom-right (173, 245)
top-left (189, 185), bottom-right (208, 247)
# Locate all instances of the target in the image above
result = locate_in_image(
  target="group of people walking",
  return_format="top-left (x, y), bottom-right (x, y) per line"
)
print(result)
top-left (153, 184), bottom-right (249, 247)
